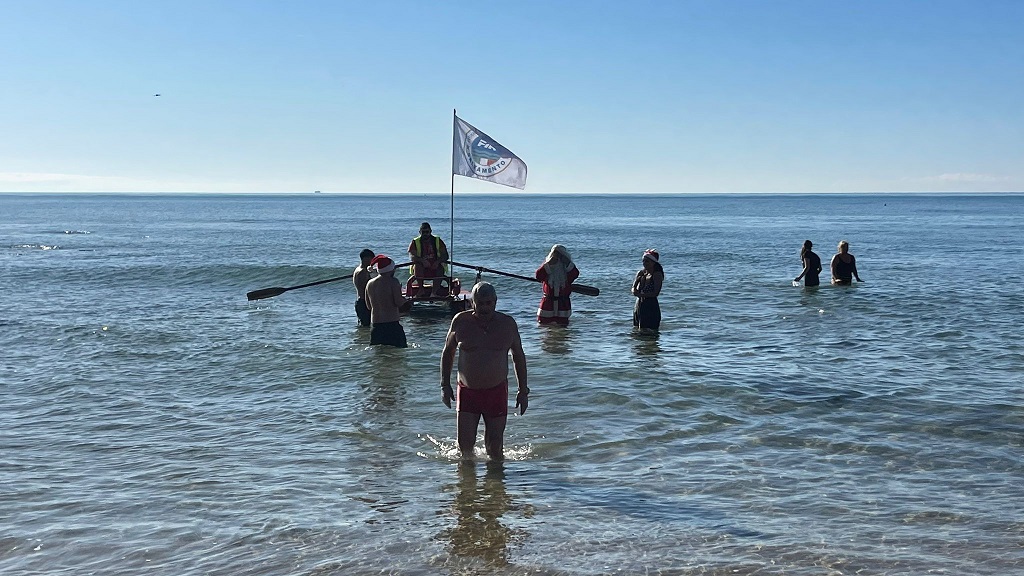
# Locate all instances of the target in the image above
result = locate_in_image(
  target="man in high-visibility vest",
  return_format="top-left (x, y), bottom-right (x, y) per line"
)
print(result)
top-left (407, 222), bottom-right (449, 297)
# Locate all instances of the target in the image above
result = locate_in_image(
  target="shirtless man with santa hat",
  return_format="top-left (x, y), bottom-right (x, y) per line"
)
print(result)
top-left (365, 254), bottom-right (411, 347)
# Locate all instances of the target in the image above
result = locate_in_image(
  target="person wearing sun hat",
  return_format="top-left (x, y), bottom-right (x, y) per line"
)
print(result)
top-left (632, 249), bottom-right (664, 331)
top-left (365, 254), bottom-right (411, 347)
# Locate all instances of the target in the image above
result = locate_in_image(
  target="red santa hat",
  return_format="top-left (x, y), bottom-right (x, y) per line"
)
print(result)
top-left (643, 249), bottom-right (660, 263)
top-left (370, 254), bottom-right (395, 274)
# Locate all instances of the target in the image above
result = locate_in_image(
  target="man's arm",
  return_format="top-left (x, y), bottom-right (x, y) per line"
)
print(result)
top-left (440, 317), bottom-right (459, 407)
top-left (510, 322), bottom-right (529, 415)
top-left (391, 278), bottom-right (409, 308)
top-left (408, 240), bottom-right (422, 266)
top-left (353, 268), bottom-right (367, 292)
top-left (439, 239), bottom-right (449, 263)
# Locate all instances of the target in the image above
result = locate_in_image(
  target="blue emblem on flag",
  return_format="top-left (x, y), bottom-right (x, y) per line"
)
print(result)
top-left (466, 136), bottom-right (513, 176)
top-left (453, 114), bottom-right (527, 189)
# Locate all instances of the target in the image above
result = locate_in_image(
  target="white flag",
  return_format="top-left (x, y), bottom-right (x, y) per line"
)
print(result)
top-left (452, 115), bottom-right (527, 190)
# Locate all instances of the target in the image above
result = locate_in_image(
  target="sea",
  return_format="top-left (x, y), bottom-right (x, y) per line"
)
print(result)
top-left (2, 192), bottom-right (1022, 576)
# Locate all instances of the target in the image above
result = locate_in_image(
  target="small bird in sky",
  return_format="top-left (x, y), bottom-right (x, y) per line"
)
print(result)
top-left (153, 93), bottom-right (161, 96)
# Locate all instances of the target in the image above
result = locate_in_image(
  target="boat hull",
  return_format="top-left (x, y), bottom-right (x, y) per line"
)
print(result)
top-left (403, 276), bottom-right (469, 314)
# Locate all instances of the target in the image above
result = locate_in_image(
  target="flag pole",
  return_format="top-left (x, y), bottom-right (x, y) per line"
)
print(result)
top-left (450, 109), bottom-right (456, 291)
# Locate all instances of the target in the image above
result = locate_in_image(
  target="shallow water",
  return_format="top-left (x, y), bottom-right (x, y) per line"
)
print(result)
top-left (2, 193), bottom-right (1023, 575)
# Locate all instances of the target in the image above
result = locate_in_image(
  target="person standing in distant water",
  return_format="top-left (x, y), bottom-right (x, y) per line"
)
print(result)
top-left (353, 248), bottom-right (375, 327)
top-left (408, 222), bottom-right (449, 297)
top-left (632, 249), bottom-right (664, 330)
top-left (440, 282), bottom-right (528, 461)
top-left (535, 244), bottom-right (578, 326)
top-left (794, 240), bottom-right (822, 287)
top-left (830, 240), bottom-right (863, 285)
top-left (365, 254), bottom-right (411, 347)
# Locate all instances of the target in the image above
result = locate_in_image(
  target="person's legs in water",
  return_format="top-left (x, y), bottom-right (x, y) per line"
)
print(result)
top-left (456, 411), bottom-right (480, 458)
top-left (482, 413), bottom-right (508, 460)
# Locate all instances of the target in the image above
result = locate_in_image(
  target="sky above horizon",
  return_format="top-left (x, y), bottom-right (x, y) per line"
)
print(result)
top-left (2, 0), bottom-right (1022, 194)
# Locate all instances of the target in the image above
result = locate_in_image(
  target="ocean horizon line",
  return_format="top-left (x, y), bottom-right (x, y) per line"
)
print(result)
top-left (2, 190), bottom-right (1022, 198)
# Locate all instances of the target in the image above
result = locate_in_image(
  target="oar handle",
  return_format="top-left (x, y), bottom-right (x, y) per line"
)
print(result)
top-left (287, 274), bottom-right (353, 291)
top-left (247, 261), bottom-right (413, 301)
top-left (449, 261), bottom-right (536, 283)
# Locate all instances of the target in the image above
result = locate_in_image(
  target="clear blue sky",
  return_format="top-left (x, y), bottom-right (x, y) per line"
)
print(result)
top-left (2, 0), bottom-right (1021, 193)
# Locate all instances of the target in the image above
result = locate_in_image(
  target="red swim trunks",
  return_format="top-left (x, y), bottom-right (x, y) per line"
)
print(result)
top-left (456, 380), bottom-right (508, 417)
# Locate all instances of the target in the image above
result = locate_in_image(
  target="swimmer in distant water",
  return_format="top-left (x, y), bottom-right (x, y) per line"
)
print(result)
top-left (794, 240), bottom-right (822, 287)
top-left (830, 240), bottom-right (863, 285)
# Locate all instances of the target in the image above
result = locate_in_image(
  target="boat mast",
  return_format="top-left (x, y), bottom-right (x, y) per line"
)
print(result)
top-left (450, 108), bottom-right (456, 287)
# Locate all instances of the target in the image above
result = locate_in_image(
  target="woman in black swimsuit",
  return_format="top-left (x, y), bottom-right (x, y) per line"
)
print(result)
top-left (830, 240), bottom-right (863, 285)
top-left (794, 240), bottom-right (822, 287)
top-left (632, 249), bottom-right (664, 330)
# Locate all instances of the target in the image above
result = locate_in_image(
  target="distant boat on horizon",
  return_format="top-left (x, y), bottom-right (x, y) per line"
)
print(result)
top-left (314, 190), bottom-right (322, 194)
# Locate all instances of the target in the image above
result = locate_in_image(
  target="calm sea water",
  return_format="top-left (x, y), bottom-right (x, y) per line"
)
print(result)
top-left (2, 193), bottom-right (1022, 575)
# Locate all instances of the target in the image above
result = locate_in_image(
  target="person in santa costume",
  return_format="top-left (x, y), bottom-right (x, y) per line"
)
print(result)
top-left (535, 244), bottom-right (579, 326)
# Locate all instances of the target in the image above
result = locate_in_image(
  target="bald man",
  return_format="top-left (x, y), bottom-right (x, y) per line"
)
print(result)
top-left (440, 282), bottom-right (528, 460)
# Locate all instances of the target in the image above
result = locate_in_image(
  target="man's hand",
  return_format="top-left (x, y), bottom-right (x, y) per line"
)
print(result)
top-left (442, 383), bottom-right (455, 408)
top-left (515, 390), bottom-right (529, 415)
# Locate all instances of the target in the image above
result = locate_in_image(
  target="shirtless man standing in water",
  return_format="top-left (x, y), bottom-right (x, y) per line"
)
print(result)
top-left (352, 249), bottom-right (375, 327)
top-left (365, 254), bottom-right (411, 347)
top-left (440, 282), bottom-right (528, 460)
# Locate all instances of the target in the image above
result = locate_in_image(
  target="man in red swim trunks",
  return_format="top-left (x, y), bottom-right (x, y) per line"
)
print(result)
top-left (440, 282), bottom-right (528, 460)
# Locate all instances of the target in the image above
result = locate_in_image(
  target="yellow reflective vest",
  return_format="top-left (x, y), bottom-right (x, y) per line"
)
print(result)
top-left (411, 235), bottom-right (446, 275)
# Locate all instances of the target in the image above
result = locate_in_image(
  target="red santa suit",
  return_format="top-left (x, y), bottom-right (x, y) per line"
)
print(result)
top-left (536, 244), bottom-right (579, 326)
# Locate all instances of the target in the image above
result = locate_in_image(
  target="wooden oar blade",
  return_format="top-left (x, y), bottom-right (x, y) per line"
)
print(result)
top-left (572, 284), bottom-right (600, 297)
top-left (246, 287), bottom-right (288, 301)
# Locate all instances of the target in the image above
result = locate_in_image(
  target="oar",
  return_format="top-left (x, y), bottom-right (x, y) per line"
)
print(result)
top-left (247, 262), bottom-right (413, 301)
top-left (448, 261), bottom-right (600, 296)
